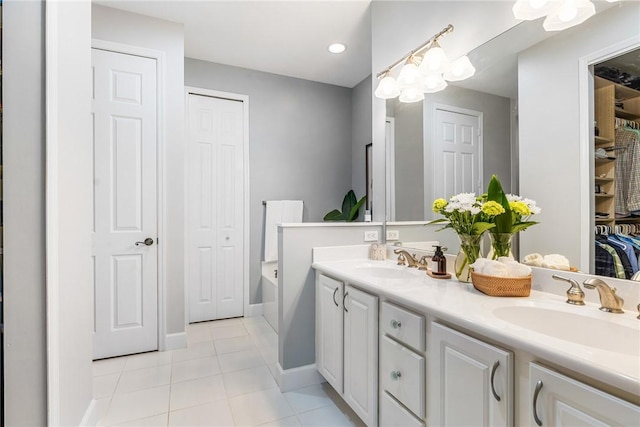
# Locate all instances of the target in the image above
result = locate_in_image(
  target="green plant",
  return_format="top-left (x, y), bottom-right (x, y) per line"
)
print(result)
top-left (323, 190), bottom-right (367, 222)
top-left (486, 174), bottom-right (540, 233)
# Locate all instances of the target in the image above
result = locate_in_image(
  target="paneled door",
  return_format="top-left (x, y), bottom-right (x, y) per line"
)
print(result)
top-left (433, 108), bottom-right (482, 199)
top-left (91, 48), bottom-right (158, 359)
top-left (187, 93), bottom-right (244, 322)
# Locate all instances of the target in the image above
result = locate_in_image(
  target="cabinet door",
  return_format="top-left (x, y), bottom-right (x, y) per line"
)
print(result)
top-left (344, 285), bottom-right (378, 426)
top-left (430, 322), bottom-right (513, 427)
top-left (315, 274), bottom-right (344, 393)
top-left (530, 363), bottom-right (640, 426)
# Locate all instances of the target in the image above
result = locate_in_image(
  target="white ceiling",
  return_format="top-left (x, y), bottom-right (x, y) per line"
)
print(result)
top-left (93, 0), bottom-right (373, 88)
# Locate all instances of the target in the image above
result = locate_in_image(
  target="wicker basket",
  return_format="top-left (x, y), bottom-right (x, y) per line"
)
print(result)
top-left (471, 271), bottom-right (532, 297)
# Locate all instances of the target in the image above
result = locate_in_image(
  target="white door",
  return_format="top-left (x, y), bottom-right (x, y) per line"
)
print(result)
top-left (530, 363), bottom-right (640, 426)
top-left (187, 93), bottom-right (244, 322)
top-left (433, 108), bottom-right (482, 199)
top-left (315, 274), bottom-right (344, 393)
top-left (430, 322), bottom-right (513, 427)
top-left (92, 49), bottom-right (158, 360)
top-left (344, 285), bottom-right (378, 427)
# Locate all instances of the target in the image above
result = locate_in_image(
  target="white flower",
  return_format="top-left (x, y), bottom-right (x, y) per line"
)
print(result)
top-left (469, 206), bottom-right (481, 215)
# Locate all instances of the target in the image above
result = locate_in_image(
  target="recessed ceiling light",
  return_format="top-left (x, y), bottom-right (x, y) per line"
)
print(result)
top-left (328, 43), bottom-right (347, 54)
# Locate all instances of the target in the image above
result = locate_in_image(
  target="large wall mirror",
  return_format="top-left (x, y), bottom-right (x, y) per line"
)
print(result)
top-left (380, 2), bottom-right (640, 284)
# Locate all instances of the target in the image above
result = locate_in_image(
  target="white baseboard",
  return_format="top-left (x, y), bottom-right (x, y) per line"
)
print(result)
top-left (163, 332), bottom-right (187, 351)
top-left (276, 363), bottom-right (323, 392)
top-left (245, 303), bottom-right (264, 317)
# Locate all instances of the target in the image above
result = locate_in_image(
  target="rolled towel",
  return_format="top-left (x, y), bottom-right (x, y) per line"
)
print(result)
top-left (505, 262), bottom-right (532, 277)
top-left (483, 261), bottom-right (509, 277)
top-left (498, 256), bottom-right (517, 265)
top-left (470, 258), bottom-right (490, 274)
top-left (522, 253), bottom-right (544, 267)
top-left (542, 254), bottom-right (570, 271)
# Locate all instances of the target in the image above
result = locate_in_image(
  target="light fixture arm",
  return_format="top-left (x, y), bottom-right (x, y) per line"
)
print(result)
top-left (376, 24), bottom-right (454, 78)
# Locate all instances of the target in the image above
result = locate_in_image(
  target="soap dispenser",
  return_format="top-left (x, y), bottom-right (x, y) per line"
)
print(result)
top-left (431, 245), bottom-right (447, 275)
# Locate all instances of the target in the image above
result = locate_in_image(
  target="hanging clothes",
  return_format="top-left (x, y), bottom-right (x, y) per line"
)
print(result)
top-left (614, 127), bottom-right (640, 216)
top-left (594, 239), bottom-right (626, 279)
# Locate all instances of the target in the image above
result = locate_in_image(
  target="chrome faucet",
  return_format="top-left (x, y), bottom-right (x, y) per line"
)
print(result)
top-left (552, 274), bottom-right (585, 305)
top-left (582, 278), bottom-right (624, 313)
top-left (393, 249), bottom-right (419, 268)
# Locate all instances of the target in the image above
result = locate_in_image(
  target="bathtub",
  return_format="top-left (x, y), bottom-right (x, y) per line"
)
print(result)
top-left (261, 261), bottom-right (278, 333)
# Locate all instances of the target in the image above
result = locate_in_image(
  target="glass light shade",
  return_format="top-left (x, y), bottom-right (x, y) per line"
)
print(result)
top-left (443, 56), bottom-right (476, 81)
top-left (512, 0), bottom-right (556, 20)
top-left (396, 61), bottom-right (421, 89)
top-left (422, 74), bottom-right (448, 94)
top-left (374, 75), bottom-right (400, 99)
top-left (419, 45), bottom-right (449, 75)
top-left (543, 0), bottom-right (595, 31)
top-left (399, 87), bottom-right (424, 103)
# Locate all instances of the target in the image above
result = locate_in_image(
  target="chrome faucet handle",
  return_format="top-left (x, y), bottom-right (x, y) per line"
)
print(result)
top-left (552, 274), bottom-right (585, 306)
top-left (417, 256), bottom-right (429, 271)
top-left (583, 278), bottom-right (624, 313)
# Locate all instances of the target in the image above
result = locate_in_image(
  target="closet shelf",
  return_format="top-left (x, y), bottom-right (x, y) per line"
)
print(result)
top-left (615, 108), bottom-right (640, 121)
top-left (595, 157), bottom-right (615, 163)
top-left (594, 136), bottom-right (613, 146)
top-left (595, 193), bottom-right (614, 198)
top-left (615, 217), bottom-right (640, 223)
top-left (595, 177), bottom-right (614, 183)
top-left (595, 218), bottom-right (614, 223)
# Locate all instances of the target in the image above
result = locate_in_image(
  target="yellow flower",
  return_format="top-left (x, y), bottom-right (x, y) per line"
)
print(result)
top-left (510, 200), bottom-right (531, 216)
top-left (433, 198), bottom-right (448, 213)
top-left (481, 201), bottom-right (505, 216)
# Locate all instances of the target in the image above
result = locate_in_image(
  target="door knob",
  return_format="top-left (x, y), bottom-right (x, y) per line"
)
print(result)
top-left (135, 238), bottom-right (154, 247)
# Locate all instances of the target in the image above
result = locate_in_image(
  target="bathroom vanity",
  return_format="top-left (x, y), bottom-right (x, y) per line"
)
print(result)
top-left (312, 246), bottom-right (640, 426)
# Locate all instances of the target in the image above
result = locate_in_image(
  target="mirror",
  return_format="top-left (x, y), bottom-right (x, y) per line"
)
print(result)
top-left (382, 11), bottom-right (640, 282)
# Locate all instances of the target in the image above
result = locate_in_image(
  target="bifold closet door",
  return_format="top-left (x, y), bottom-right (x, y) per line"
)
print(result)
top-left (187, 93), bottom-right (244, 323)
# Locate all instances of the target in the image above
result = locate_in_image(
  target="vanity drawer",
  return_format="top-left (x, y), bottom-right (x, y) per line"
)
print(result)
top-left (380, 391), bottom-right (424, 427)
top-left (380, 335), bottom-right (425, 418)
top-left (381, 301), bottom-right (425, 351)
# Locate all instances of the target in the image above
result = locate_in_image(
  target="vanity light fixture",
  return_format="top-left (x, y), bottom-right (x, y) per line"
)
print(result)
top-left (512, 0), bottom-right (596, 32)
top-left (374, 24), bottom-right (476, 103)
top-left (328, 43), bottom-right (346, 54)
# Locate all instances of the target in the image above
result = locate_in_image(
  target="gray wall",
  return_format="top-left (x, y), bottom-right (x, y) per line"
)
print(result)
top-left (185, 59), bottom-right (353, 304)
top-left (351, 75), bottom-right (373, 210)
top-left (519, 2), bottom-right (640, 267)
top-left (3, 1), bottom-right (47, 424)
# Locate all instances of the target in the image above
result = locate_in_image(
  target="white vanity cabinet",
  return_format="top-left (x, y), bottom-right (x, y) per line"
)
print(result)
top-left (529, 363), bottom-right (640, 426)
top-left (379, 301), bottom-right (426, 426)
top-left (429, 322), bottom-right (514, 427)
top-left (315, 274), bottom-right (378, 426)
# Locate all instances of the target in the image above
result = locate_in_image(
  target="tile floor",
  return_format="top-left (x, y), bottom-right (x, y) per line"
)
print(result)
top-left (92, 316), bottom-right (365, 426)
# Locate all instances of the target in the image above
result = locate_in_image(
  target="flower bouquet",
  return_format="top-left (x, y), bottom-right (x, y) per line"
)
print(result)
top-left (430, 193), bottom-right (505, 282)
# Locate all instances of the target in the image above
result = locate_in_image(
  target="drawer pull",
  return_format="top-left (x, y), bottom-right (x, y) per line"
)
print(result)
top-left (390, 319), bottom-right (402, 329)
top-left (390, 370), bottom-right (402, 380)
top-left (490, 361), bottom-right (501, 402)
top-left (343, 291), bottom-right (349, 313)
top-left (332, 287), bottom-right (339, 307)
top-left (533, 380), bottom-right (544, 426)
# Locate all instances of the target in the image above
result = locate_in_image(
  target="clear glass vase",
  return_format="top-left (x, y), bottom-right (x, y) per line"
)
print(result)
top-left (454, 234), bottom-right (483, 283)
top-left (488, 232), bottom-right (515, 260)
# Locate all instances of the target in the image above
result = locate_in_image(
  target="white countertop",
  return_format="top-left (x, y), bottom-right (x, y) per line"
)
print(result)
top-left (311, 255), bottom-right (640, 400)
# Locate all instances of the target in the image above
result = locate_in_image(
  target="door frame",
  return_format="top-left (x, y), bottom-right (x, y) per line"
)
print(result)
top-left (91, 39), bottom-right (168, 351)
top-left (578, 36), bottom-right (640, 272)
top-left (183, 86), bottom-right (251, 321)
top-left (428, 104), bottom-right (484, 217)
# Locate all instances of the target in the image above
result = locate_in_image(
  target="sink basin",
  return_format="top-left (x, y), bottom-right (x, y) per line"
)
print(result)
top-left (493, 306), bottom-right (639, 356)
top-left (351, 266), bottom-right (417, 280)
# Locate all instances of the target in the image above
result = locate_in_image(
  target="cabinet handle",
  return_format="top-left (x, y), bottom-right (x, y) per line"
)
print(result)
top-left (343, 291), bottom-right (349, 312)
top-left (390, 319), bottom-right (402, 329)
top-left (533, 380), bottom-right (544, 426)
top-left (332, 287), bottom-right (339, 307)
top-left (390, 370), bottom-right (402, 380)
top-left (490, 361), bottom-right (501, 402)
